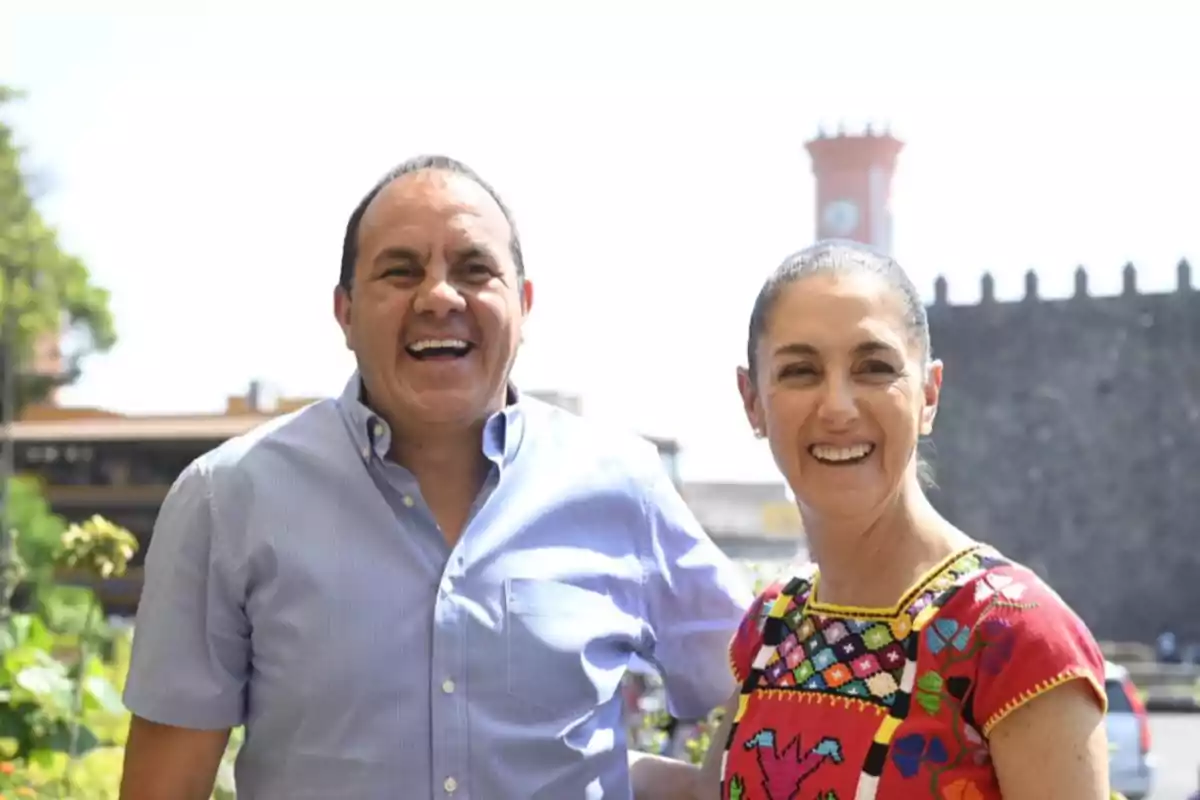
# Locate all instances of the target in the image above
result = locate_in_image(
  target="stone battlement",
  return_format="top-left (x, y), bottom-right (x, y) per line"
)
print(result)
top-left (930, 259), bottom-right (1194, 306)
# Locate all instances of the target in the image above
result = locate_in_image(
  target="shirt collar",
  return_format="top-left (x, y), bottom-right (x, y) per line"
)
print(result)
top-left (336, 372), bottom-right (525, 469)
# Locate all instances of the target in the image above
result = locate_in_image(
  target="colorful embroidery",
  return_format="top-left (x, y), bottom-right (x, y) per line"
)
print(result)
top-left (742, 729), bottom-right (843, 798)
top-left (755, 550), bottom-right (988, 710)
top-left (895, 574), bottom-right (1033, 792)
top-left (721, 548), bottom-right (1107, 800)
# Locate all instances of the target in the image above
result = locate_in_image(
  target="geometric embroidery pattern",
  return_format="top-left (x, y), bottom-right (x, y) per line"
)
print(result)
top-left (755, 548), bottom-right (996, 710)
top-left (722, 545), bottom-right (1108, 800)
top-left (722, 545), bottom-right (1012, 800)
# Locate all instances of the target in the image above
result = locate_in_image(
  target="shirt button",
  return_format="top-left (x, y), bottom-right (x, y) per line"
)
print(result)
top-left (402, 495), bottom-right (415, 508)
top-left (443, 776), bottom-right (458, 793)
top-left (361, 446), bottom-right (371, 460)
top-left (441, 678), bottom-right (455, 694)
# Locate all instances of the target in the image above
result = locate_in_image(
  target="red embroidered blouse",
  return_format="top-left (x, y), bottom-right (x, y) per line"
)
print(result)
top-left (721, 545), bottom-right (1107, 800)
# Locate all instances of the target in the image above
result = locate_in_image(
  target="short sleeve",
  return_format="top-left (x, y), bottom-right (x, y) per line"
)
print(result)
top-left (123, 460), bottom-right (250, 730)
top-left (639, 462), bottom-right (754, 721)
top-left (729, 588), bottom-right (778, 685)
top-left (956, 565), bottom-right (1107, 736)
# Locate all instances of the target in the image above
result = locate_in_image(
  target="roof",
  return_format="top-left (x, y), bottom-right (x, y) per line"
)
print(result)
top-left (8, 413), bottom-right (282, 442)
top-left (9, 397), bottom-right (680, 451)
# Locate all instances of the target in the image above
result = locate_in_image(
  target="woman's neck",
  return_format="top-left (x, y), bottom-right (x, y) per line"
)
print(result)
top-left (802, 487), bottom-right (974, 609)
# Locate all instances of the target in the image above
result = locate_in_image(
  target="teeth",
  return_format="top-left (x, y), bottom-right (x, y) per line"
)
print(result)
top-left (408, 339), bottom-right (469, 351)
top-left (810, 443), bottom-right (874, 462)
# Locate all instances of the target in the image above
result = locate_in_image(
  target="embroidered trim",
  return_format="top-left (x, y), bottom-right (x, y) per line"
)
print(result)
top-left (719, 554), bottom-right (986, 800)
top-left (807, 545), bottom-right (985, 619)
top-left (730, 640), bottom-right (744, 684)
top-left (980, 667), bottom-right (1109, 735)
top-left (754, 688), bottom-right (890, 715)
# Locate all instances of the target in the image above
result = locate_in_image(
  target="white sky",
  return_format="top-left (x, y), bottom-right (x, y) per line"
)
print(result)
top-left (2, 2), bottom-right (1198, 481)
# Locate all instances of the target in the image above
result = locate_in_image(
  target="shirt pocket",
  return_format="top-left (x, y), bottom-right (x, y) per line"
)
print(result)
top-left (504, 578), bottom-right (617, 717)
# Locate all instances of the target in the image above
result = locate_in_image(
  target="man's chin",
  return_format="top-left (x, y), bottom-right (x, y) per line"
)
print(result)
top-left (397, 387), bottom-right (504, 426)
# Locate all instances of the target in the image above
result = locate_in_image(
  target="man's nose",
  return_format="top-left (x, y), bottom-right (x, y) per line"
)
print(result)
top-left (413, 274), bottom-right (467, 316)
top-left (816, 375), bottom-right (859, 428)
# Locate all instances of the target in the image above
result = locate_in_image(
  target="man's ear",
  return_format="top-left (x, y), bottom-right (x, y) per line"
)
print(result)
top-left (521, 278), bottom-right (535, 315)
top-left (334, 285), bottom-right (353, 350)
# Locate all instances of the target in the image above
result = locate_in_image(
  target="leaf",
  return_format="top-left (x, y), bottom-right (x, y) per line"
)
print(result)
top-left (82, 675), bottom-right (125, 715)
top-left (916, 671), bottom-right (944, 694)
top-left (37, 719), bottom-right (99, 755)
top-left (14, 663), bottom-right (72, 702)
top-left (26, 746), bottom-right (66, 770)
top-left (915, 689), bottom-right (942, 715)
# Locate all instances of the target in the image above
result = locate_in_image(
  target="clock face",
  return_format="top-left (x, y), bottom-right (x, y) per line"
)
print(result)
top-left (821, 200), bottom-right (860, 238)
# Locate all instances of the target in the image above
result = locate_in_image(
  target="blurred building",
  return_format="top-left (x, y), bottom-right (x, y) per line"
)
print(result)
top-left (12, 381), bottom-right (319, 613)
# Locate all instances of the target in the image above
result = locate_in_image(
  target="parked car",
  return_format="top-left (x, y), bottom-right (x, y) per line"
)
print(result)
top-left (1105, 660), bottom-right (1155, 800)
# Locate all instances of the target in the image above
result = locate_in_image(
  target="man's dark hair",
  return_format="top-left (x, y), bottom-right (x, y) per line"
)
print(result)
top-left (338, 154), bottom-right (525, 290)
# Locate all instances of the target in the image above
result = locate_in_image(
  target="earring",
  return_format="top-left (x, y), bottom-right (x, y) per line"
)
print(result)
top-left (754, 429), bottom-right (766, 439)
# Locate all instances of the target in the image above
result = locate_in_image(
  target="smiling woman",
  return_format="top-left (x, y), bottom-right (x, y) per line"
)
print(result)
top-left (660, 241), bottom-right (1113, 800)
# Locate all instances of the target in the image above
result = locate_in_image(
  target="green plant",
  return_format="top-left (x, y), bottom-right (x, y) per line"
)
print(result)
top-left (0, 484), bottom-right (140, 798)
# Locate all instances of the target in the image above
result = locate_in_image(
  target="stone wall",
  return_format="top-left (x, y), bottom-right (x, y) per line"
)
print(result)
top-left (925, 261), bottom-right (1199, 642)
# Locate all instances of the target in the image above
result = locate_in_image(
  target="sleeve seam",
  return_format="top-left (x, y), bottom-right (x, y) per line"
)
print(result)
top-left (729, 639), bottom-right (745, 684)
top-left (980, 667), bottom-right (1109, 736)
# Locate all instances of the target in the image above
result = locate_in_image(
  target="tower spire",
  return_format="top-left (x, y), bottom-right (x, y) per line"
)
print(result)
top-left (804, 125), bottom-right (904, 254)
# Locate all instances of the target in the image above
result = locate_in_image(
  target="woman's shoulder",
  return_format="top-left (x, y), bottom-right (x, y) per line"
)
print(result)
top-left (728, 563), bottom-right (819, 683)
top-left (944, 547), bottom-right (1085, 621)
top-left (931, 546), bottom-right (1108, 735)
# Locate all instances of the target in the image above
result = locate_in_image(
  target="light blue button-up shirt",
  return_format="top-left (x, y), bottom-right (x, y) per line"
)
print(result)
top-left (124, 375), bottom-right (751, 800)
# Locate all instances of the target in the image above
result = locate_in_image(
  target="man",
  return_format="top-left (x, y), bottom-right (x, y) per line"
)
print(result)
top-left (120, 155), bottom-right (750, 800)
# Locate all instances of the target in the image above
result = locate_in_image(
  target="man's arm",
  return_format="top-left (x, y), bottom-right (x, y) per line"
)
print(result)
top-left (628, 448), bottom-right (752, 799)
top-left (630, 693), bottom-right (738, 800)
top-left (635, 459), bottom-right (752, 722)
top-left (121, 719), bottom-right (229, 800)
top-left (119, 460), bottom-right (250, 800)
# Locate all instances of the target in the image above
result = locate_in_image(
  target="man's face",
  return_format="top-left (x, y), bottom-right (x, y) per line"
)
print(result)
top-left (334, 169), bottom-right (533, 430)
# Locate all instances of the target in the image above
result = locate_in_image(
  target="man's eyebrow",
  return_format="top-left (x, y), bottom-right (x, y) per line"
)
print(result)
top-left (773, 342), bottom-right (818, 358)
top-left (372, 246), bottom-right (423, 266)
top-left (852, 340), bottom-right (898, 357)
top-left (453, 245), bottom-right (497, 262)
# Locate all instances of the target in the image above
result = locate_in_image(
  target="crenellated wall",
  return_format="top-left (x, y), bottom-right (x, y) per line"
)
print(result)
top-left (925, 259), bottom-right (1198, 642)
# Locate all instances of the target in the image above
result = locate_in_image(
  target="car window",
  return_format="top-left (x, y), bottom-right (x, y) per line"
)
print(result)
top-left (1105, 679), bottom-right (1133, 713)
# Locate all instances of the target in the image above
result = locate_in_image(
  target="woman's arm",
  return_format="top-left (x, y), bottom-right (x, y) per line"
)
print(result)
top-left (989, 679), bottom-right (1110, 799)
top-left (630, 693), bottom-right (738, 800)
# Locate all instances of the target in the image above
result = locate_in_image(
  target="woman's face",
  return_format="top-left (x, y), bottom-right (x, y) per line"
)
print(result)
top-left (737, 271), bottom-right (942, 519)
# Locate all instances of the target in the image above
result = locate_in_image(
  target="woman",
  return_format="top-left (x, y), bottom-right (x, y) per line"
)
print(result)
top-left (690, 241), bottom-right (1109, 798)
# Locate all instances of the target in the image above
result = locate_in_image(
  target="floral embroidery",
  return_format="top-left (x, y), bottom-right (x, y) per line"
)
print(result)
top-left (722, 549), bottom-right (1106, 800)
top-left (943, 778), bottom-right (986, 800)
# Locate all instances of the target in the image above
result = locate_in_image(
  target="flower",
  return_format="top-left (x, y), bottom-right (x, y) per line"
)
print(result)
top-left (54, 514), bottom-right (139, 579)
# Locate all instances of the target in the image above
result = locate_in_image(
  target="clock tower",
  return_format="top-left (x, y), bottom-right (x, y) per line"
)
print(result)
top-left (805, 125), bottom-right (904, 254)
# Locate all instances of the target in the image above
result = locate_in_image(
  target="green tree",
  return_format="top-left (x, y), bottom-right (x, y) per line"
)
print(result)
top-left (0, 84), bottom-right (115, 413)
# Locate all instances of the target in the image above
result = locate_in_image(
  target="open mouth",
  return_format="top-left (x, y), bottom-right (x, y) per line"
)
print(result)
top-left (404, 338), bottom-right (475, 361)
top-left (808, 443), bottom-right (875, 466)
